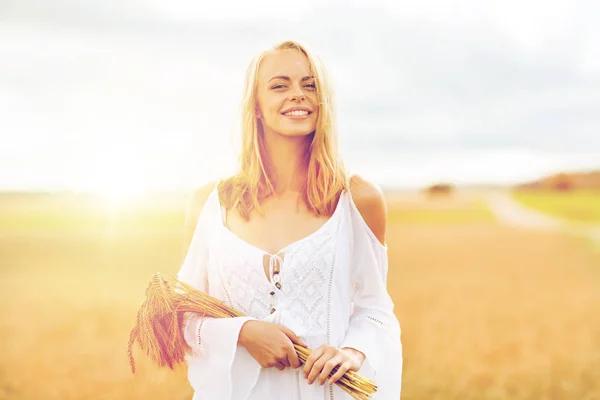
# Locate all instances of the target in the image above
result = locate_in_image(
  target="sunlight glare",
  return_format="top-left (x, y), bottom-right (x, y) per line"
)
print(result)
top-left (84, 149), bottom-right (149, 211)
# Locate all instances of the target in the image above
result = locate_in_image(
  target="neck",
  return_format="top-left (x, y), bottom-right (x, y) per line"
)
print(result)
top-left (261, 130), bottom-right (312, 195)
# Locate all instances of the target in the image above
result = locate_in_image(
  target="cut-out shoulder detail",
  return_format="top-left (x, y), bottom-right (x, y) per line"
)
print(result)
top-left (348, 174), bottom-right (387, 248)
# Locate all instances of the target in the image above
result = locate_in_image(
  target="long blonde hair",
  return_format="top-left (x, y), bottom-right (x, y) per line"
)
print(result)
top-left (218, 40), bottom-right (349, 220)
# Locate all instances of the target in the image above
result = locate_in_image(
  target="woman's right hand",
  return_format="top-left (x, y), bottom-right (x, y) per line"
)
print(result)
top-left (238, 320), bottom-right (308, 370)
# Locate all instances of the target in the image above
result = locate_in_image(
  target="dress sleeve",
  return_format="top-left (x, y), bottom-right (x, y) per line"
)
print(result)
top-left (176, 189), bottom-right (260, 399)
top-left (339, 194), bottom-right (403, 399)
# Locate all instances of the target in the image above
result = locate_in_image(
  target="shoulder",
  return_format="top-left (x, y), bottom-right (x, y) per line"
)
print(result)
top-left (185, 181), bottom-right (218, 226)
top-left (348, 174), bottom-right (387, 246)
top-left (182, 181), bottom-right (217, 255)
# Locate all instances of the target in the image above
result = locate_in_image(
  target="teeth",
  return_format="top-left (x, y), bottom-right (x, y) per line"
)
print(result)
top-left (284, 110), bottom-right (309, 116)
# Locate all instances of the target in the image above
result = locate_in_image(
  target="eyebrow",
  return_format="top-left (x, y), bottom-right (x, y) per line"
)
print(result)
top-left (268, 75), bottom-right (315, 83)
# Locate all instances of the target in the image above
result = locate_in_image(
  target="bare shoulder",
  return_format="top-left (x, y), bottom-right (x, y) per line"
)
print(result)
top-left (182, 181), bottom-right (217, 256)
top-left (349, 174), bottom-right (387, 246)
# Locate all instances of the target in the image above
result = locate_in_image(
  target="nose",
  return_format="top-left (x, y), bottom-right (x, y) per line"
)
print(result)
top-left (289, 85), bottom-right (306, 102)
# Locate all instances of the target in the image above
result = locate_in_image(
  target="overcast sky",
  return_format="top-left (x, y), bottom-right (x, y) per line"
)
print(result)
top-left (1, 0), bottom-right (599, 192)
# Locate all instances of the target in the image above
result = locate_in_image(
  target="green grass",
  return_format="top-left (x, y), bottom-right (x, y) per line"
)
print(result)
top-left (512, 189), bottom-right (600, 223)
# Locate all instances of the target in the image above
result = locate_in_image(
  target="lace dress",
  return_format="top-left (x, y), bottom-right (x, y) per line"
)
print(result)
top-left (177, 185), bottom-right (403, 399)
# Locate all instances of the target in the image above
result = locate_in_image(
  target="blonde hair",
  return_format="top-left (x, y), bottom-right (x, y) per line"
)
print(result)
top-left (218, 40), bottom-right (349, 220)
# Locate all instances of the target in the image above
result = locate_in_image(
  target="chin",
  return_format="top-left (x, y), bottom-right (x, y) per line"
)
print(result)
top-left (262, 116), bottom-right (317, 138)
top-left (281, 119), bottom-right (317, 137)
top-left (269, 120), bottom-right (316, 138)
top-left (276, 128), bottom-right (315, 138)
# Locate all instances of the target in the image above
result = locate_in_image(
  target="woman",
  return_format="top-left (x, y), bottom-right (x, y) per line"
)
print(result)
top-left (177, 40), bottom-right (402, 399)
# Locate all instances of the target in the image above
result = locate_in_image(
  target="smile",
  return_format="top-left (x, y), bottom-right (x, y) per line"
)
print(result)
top-left (282, 110), bottom-right (312, 120)
top-left (282, 110), bottom-right (311, 116)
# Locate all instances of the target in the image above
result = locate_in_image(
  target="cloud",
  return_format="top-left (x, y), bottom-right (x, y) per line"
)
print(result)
top-left (0, 0), bottom-right (598, 189)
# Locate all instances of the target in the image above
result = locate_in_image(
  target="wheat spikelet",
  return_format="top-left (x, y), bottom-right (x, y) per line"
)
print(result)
top-left (128, 272), bottom-right (378, 399)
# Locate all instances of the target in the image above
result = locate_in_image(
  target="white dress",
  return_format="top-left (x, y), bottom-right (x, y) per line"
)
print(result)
top-left (177, 184), bottom-right (403, 399)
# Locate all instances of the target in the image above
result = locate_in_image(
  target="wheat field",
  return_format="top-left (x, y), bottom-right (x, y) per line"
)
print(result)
top-left (1, 190), bottom-right (599, 399)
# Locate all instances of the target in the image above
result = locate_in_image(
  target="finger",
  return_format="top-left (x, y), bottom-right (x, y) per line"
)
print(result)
top-left (287, 344), bottom-right (301, 369)
top-left (307, 355), bottom-right (328, 385)
top-left (279, 325), bottom-right (308, 347)
top-left (328, 361), bottom-right (351, 385)
top-left (303, 346), bottom-right (325, 377)
top-left (274, 361), bottom-right (286, 371)
top-left (280, 353), bottom-right (291, 368)
top-left (318, 355), bottom-right (343, 385)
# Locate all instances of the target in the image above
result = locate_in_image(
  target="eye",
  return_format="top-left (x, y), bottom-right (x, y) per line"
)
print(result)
top-left (304, 83), bottom-right (316, 90)
top-left (271, 84), bottom-right (286, 90)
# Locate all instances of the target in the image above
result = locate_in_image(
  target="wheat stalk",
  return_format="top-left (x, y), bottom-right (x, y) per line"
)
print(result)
top-left (128, 272), bottom-right (378, 399)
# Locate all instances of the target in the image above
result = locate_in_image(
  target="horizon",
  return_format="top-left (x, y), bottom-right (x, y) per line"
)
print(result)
top-left (1, 166), bottom-right (598, 196)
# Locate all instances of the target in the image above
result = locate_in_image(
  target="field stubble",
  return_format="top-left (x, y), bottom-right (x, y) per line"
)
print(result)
top-left (0, 191), bottom-right (599, 399)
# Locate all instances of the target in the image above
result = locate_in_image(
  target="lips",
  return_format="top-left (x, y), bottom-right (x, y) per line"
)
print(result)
top-left (281, 106), bottom-right (312, 116)
top-left (283, 110), bottom-right (310, 117)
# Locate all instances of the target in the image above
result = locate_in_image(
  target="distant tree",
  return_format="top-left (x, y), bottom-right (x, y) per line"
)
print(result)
top-left (515, 169), bottom-right (600, 190)
top-left (550, 173), bottom-right (573, 191)
top-left (424, 183), bottom-right (454, 197)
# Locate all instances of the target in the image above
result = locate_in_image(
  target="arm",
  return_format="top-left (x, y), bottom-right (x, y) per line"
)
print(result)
top-left (303, 176), bottom-right (402, 391)
top-left (181, 182), bottom-right (216, 264)
top-left (176, 183), bottom-right (260, 398)
top-left (179, 182), bottom-right (214, 353)
top-left (179, 182), bottom-right (255, 353)
top-left (177, 183), bottom-right (306, 398)
top-left (339, 175), bottom-right (403, 396)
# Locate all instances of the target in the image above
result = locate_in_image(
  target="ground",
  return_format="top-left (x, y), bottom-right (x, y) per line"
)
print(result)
top-left (0, 189), bottom-right (599, 399)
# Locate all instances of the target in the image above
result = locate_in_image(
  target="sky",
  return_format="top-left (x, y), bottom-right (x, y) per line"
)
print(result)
top-left (0, 0), bottom-right (599, 194)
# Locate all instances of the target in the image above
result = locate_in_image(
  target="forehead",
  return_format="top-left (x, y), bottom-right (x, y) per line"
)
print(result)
top-left (258, 49), bottom-right (313, 83)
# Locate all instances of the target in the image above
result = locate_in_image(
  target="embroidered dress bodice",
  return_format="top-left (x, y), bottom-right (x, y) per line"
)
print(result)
top-left (177, 185), bottom-right (403, 399)
top-left (216, 193), bottom-right (343, 335)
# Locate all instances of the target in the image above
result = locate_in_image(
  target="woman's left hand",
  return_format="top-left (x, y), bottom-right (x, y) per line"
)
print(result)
top-left (303, 344), bottom-right (365, 386)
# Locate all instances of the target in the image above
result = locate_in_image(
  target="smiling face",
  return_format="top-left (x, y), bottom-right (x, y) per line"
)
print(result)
top-left (255, 49), bottom-right (319, 138)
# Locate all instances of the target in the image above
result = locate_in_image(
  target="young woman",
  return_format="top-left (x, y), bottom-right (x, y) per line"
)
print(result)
top-left (177, 40), bottom-right (402, 399)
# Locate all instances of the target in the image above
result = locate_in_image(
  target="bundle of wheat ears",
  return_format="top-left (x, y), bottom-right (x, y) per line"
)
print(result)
top-left (128, 272), bottom-right (378, 400)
